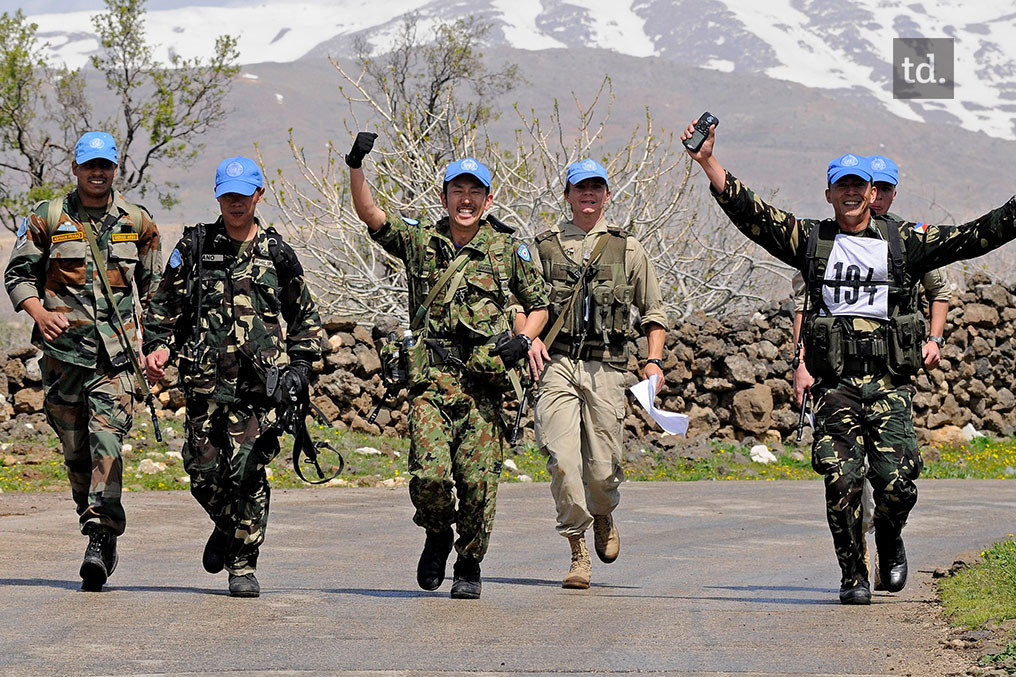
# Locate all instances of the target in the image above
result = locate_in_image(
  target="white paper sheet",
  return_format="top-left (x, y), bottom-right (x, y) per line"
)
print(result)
top-left (629, 374), bottom-right (689, 436)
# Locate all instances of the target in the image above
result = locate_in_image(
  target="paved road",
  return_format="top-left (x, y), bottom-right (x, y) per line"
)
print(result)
top-left (1, 479), bottom-right (1012, 676)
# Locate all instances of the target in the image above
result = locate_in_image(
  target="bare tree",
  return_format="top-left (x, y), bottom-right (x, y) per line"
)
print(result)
top-left (268, 18), bottom-right (790, 323)
top-left (0, 0), bottom-right (239, 231)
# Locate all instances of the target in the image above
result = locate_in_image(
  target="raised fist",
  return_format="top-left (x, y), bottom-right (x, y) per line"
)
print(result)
top-left (345, 132), bottom-right (378, 169)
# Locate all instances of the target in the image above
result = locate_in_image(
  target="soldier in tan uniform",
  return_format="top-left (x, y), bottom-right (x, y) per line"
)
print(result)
top-left (524, 158), bottom-right (669, 589)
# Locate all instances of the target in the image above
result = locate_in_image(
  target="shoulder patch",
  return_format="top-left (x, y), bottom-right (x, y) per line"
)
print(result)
top-left (168, 248), bottom-right (183, 268)
top-left (913, 222), bottom-right (928, 234)
top-left (16, 217), bottom-right (28, 238)
top-left (516, 242), bottom-right (532, 262)
top-left (400, 215), bottom-right (420, 226)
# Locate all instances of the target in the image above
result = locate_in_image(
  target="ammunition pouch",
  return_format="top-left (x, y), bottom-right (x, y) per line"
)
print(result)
top-left (378, 332), bottom-right (408, 389)
top-left (803, 315), bottom-right (844, 379)
top-left (887, 312), bottom-right (926, 377)
top-left (423, 334), bottom-right (521, 395)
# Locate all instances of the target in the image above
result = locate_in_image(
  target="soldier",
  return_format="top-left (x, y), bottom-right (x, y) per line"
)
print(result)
top-left (792, 155), bottom-right (952, 403)
top-left (789, 154), bottom-right (952, 589)
top-left (684, 120), bottom-right (1016, 604)
top-left (346, 132), bottom-right (549, 599)
top-left (4, 131), bottom-right (162, 591)
top-left (143, 156), bottom-right (322, 598)
top-left (522, 158), bottom-right (669, 589)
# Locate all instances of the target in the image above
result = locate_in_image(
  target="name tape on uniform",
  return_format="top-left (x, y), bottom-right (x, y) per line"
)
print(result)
top-left (111, 232), bottom-right (139, 242)
top-left (52, 231), bottom-right (84, 243)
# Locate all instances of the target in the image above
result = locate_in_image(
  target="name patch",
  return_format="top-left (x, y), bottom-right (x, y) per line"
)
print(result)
top-left (52, 232), bottom-right (84, 243)
top-left (111, 232), bottom-right (139, 242)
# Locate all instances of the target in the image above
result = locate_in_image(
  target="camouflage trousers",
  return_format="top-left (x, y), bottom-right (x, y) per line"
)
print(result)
top-left (408, 367), bottom-right (505, 563)
top-left (41, 355), bottom-right (133, 536)
top-left (811, 374), bottom-right (923, 588)
top-left (183, 392), bottom-right (281, 576)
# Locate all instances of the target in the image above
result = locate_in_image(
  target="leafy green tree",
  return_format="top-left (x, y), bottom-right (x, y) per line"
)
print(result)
top-left (0, 0), bottom-right (239, 232)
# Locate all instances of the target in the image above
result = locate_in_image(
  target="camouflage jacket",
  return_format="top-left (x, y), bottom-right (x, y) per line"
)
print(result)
top-left (4, 190), bottom-right (161, 369)
top-left (714, 171), bottom-right (1016, 284)
top-left (142, 217), bottom-right (323, 404)
top-left (369, 216), bottom-right (549, 343)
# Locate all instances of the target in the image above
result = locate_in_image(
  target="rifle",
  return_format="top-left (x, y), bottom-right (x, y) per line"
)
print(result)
top-left (796, 387), bottom-right (811, 443)
top-left (508, 385), bottom-right (530, 445)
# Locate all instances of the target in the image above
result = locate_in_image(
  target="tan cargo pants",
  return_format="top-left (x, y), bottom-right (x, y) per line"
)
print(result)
top-left (535, 355), bottom-right (626, 537)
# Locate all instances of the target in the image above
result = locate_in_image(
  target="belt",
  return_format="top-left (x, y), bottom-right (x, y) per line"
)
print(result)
top-left (549, 342), bottom-right (627, 363)
top-left (841, 356), bottom-right (889, 377)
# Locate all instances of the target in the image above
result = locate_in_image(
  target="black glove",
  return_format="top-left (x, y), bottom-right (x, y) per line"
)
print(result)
top-left (345, 132), bottom-right (377, 169)
top-left (275, 360), bottom-right (311, 407)
top-left (490, 333), bottom-right (532, 366)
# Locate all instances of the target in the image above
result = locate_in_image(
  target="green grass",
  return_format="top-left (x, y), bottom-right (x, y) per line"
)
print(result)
top-left (2, 413), bottom-right (1016, 493)
top-left (938, 537), bottom-right (1016, 673)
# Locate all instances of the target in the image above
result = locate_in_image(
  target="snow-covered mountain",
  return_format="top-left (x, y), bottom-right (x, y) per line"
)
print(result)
top-left (22, 0), bottom-right (1016, 140)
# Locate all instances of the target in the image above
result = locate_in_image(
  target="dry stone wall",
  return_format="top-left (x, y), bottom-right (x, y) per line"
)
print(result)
top-left (1, 272), bottom-right (1014, 448)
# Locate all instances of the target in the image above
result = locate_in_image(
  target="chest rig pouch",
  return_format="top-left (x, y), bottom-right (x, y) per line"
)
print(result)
top-left (802, 216), bottom-right (925, 378)
top-left (409, 221), bottom-right (520, 392)
top-left (536, 227), bottom-right (633, 364)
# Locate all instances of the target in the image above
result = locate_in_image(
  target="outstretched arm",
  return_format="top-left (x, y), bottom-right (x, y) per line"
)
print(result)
top-left (347, 132), bottom-right (387, 231)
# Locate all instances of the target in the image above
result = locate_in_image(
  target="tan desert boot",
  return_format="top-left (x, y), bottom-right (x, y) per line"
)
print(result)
top-left (563, 534), bottom-right (591, 589)
top-left (592, 514), bottom-right (620, 563)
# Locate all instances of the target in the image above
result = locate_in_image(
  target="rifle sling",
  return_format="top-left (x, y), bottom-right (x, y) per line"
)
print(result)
top-left (542, 232), bottom-right (612, 353)
top-left (411, 250), bottom-right (471, 332)
top-left (80, 212), bottom-right (152, 399)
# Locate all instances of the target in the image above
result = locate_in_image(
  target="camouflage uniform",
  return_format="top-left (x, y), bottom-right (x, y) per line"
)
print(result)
top-left (369, 215), bottom-right (548, 562)
top-left (4, 191), bottom-right (161, 536)
top-left (712, 171), bottom-right (1016, 588)
top-left (143, 217), bottom-right (322, 575)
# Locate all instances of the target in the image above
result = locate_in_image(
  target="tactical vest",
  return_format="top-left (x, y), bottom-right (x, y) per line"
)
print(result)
top-left (175, 220), bottom-right (302, 399)
top-left (802, 215), bottom-right (925, 379)
top-left (536, 226), bottom-right (634, 364)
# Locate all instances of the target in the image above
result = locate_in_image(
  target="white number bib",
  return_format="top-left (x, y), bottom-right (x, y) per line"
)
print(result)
top-left (821, 234), bottom-right (890, 320)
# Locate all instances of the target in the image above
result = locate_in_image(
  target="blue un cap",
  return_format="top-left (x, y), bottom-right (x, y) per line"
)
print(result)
top-left (214, 156), bottom-right (263, 197)
top-left (867, 155), bottom-right (898, 186)
top-left (827, 153), bottom-right (872, 185)
top-left (75, 132), bottom-right (117, 164)
top-left (567, 158), bottom-right (609, 187)
top-left (443, 157), bottom-right (491, 188)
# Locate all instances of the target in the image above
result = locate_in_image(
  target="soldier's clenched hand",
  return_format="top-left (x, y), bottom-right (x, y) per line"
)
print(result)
top-left (345, 132), bottom-right (378, 169)
top-left (24, 300), bottom-right (70, 342)
top-left (491, 333), bottom-right (532, 366)
top-left (146, 348), bottom-right (170, 383)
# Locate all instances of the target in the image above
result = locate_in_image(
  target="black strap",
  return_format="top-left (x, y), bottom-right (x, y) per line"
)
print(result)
top-left (288, 397), bottom-right (344, 485)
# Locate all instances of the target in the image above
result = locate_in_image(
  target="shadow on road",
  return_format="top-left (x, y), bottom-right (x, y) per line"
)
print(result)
top-left (0, 578), bottom-right (218, 595)
top-left (485, 576), bottom-right (638, 589)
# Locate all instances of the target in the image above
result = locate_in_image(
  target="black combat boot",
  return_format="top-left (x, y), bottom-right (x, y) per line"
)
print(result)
top-left (80, 526), bottom-right (118, 592)
top-left (874, 519), bottom-right (908, 593)
top-left (450, 557), bottom-right (482, 599)
top-left (203, 526), bottom-right (231, 574)
top-left (228, 573), bottom-right (260, 598)
top-left (416, 527), bottom-right (454, 591)
top-left (838, 578), bottom-right (871, 605)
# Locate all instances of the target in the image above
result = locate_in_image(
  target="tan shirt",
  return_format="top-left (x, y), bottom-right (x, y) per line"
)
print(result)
top-left (529, 217), bottom-right (669, 331)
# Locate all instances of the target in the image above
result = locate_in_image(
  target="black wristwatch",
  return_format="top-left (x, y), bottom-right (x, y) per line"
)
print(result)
top-left (646, 358), bottom-right (665, 370)
top-left (518, 334), bottom-right (533, 351)
top-left (929, 336), bottom-right (945, 347)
